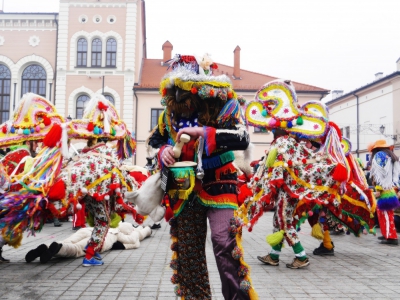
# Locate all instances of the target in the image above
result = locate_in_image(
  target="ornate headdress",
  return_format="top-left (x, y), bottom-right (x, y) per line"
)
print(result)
top-left (0, 93), bottom-right (64, 147)
top-left (245, 80), bottom-right (328, 139)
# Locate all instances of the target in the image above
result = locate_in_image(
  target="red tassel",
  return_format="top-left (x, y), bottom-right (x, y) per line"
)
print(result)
top-left (135, 213), bottom-right (144, 224)
top-left (238, 184), bottom-right (252, 206)
top-left (332, 163), bottom-right (348, 182)
top-left (43, 123), bottom-right (62, 147)
top-left (87, 121), bottom-right (94, 131)
top-left (47, 179), bottom-right (66, 201)
top-left (164, 195), bottom-right (174, 222)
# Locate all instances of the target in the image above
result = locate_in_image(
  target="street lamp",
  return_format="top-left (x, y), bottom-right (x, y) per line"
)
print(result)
top-left (67, 115), bottom-right (72, 122)
top-left (379, 125), bottom-right (385, 134)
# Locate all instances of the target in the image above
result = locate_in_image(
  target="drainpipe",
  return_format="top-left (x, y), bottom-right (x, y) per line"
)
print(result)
top-left (133, 87), bottom-right (138, 165)
top-left (353, 93), bottom-right (359, 158)
top-left (13, 82), bottom-right (16, 110)
top-left (53, 14), bottom-right (58, 105)
top-left (49, 82), bottom-right (52, 102)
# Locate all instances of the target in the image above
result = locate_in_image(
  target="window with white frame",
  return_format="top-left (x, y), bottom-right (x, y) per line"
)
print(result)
top-left (151, 108), bottom-right (164, 130)
top-left (104, 94), bottom-right (115, 105)
top-left (21, 64), bottom-right (46, 97)
top-left (76, 94), bottom-right (90, 119)
top-left (0, 64), bottom-right (11, 124)
top-left (106, 38), bottom-right (117, 67)
top-left (77, 38), bottom-right (88, 67)
top-left (91, 38), bottom-right (102, 67)
top-left (345, 126), bottom-right (350, 139)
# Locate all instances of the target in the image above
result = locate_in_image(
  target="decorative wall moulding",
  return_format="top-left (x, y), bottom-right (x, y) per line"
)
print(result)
top-left (29, 35), bottom-right (40, 47)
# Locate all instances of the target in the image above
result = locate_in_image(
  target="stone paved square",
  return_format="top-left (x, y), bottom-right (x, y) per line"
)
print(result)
top-left (1, 212), bottom-right (399, 299)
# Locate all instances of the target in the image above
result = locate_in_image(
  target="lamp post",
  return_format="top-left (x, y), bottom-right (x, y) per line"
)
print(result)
top-left (379, 125), bottom-right (385, 134)
top-left (67, 115), bottom-right (72, 122)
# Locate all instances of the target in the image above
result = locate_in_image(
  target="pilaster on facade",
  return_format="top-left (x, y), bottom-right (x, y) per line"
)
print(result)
top-left (55, 3), bottom-right (70, 116)
top-left (124, 2), bottom-right (137, 71)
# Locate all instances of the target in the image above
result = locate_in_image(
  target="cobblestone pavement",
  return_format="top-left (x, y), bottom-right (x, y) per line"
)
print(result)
top-left (1, 212), bottom-right (399, 300)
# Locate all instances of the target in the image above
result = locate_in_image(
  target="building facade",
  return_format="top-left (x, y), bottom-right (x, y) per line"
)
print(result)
top-left (1, 1), bottom-right (329, 166)
top-left (0, 0), bottom-right (145, 132)
top-left (326, 60), bottom-right (400, 163)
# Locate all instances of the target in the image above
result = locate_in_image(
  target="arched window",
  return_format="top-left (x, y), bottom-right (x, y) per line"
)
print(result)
top-left (76, 94), bottom-right (90, 119)
top-left (91, 38), bottom-right (102, 67)
top-left (104, 94), bottom-right (115, 105)
top-left (77, 38), bottom-right (88, 67)
top-left (106, 38), bottom-right (117, 67)
top-left (0, 64), bottom-right (11, 123)
top-left (21, 64), bottom-right (46, 97)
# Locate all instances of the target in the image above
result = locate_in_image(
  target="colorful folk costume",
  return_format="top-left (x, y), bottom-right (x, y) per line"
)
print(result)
top-left (292, 109), bottom-right (376, 255)
top-left (239, 80), bottom-right (375, 268)
top-left (368, 140), bottom-right (400, 245)
top-left (148, 54), bottom-right (257, 299)
top-left (0, 94), bottom-right (141, 266)
top-left (0, 93), bottom-right (65, 260)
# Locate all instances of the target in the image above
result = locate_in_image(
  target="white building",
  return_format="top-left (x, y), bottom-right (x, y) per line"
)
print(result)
top-left (326, 60), bottom-right (400, 163)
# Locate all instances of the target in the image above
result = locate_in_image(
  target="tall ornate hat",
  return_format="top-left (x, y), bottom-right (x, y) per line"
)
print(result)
top-left (159, 53), bottom-right (245, 129)
top-left (0, 93), bottom-right (64, 147)
top-left (245, 80), bottom-right (328, 139)
top-left (44, 94), bottom-right (136, 160)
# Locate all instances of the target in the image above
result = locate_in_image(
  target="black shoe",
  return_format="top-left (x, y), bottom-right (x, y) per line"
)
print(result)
top-left (151, 223), bottom-right (161, 229)
top-left (380, 239), bottom-right (399, 246)
top-left (331, 229), bottom-right (345, 235)
top-left (25, 244), bottom-right (48, 263)
top-left (40, 242), bottom-right (63, 263)
top-left (0, 248), bottom-right (10, 263)
top-left (313, 243), bottom-right (334, 256)
top-left (72, 226), bottom-right (81, 231)
top-left (377, 236), bottom-right (386, 240)
top-left (54, 219), bottom-right (62, 227)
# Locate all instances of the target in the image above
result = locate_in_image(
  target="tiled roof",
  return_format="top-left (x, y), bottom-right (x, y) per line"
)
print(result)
top-left (135, 59), bottom-right (329, 94)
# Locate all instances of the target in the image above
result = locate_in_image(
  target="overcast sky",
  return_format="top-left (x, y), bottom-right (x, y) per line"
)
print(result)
top-left (3, 0), bottom-right (400, 101)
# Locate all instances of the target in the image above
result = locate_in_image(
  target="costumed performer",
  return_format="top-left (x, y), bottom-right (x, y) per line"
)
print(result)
top-left (368, 139), bottom-right (400, 245)
top-left (240, 79), bottom-right (351, 268)
top-left (148, 54), bottom-right (257, 300)
top-left (0, 93), bottom-right (65, 260)
top-left (25, 215), bottom-right (152, 263)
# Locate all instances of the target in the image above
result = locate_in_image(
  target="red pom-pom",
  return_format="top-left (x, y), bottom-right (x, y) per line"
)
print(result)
top-left (211, 63), bottom-right (218, 69)
top-left (162, 88), bottom-right (167, 96)
top-left (1, 126), bottom-right (6, 133)
top-left (308, 210), bottom-right (313, 217)
top-left (43, 123), bottom-right (62, 147)
top-left (98, 101), bottom-right (108, 111)
top-left (209, 89), bottom-right (215, 97)
top-left (87, 122), bottom-right (94, 131)
top-left (332, 163), bottom-right (348, 182)
top-left (227, 91), bottom-right (233, 99)
top-left (43, 116), bottom-right (51, 126)
top-left (191, 87), bottom-right (198, 94)
top-left (275, 119), bottom-right (281, 127)
top-left (164, 196), bottom-right (174, 222)
top-left (47, 179), bottom-right (66, 201)
top-left (287, 160), bottom-right (293, 167)
top-left (302, 158), bottom-right (307, 164)
top-left (254, 176), bottom-right (259, 182)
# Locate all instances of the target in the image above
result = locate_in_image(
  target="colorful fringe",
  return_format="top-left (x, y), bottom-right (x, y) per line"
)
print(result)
top-left (202, 151), bottom-right (235, 169)
top-left (203, 126), bottom-right (216, 156)
top-left (117, 134), bottom-right (136, 160)
top-left (232, 214), bottom-right (258, 300)
top-left (197, 190), bottom-right (238, 209)
top-left (377, 189), bottom-right (400, 211)
top-left (216, 99), bottom-right (243, 128)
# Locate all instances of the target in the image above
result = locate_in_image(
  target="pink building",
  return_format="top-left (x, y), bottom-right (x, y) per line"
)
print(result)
top-left (0, 0), bottom-right (329, 166)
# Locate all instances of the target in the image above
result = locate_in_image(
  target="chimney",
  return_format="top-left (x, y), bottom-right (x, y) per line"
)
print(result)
top-left (162, 41), bottom-right (173, 64)
top-left (233, 45), bottom-right (241, 79)
top-left (332, 90), bottom-right (343, 99)
top-left (374, 72), bottom-right (383, 81)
